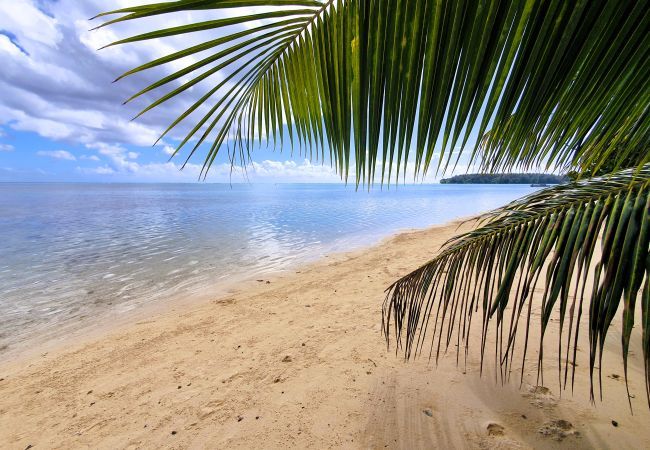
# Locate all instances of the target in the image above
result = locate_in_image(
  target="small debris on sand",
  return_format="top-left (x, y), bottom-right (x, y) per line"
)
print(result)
top-left (282, 355), bottom-right (292, 362)
top-left (422, 408), bottom-right (433, 417)
top-left (487, 423), bottom-right (505, 436)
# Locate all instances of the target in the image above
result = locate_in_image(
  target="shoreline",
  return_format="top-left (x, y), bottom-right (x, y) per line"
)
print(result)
top-left (1, 219), bottom-right (649, 449)
top-left (0, 218), bottom-right (461, 368)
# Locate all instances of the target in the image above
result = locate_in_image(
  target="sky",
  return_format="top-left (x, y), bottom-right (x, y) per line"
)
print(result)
top-left (0, 0), bottom-right (465, 183)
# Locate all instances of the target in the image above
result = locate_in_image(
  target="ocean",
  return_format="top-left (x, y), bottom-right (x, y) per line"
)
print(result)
top-left (0, 183), bottom-right (538, 355)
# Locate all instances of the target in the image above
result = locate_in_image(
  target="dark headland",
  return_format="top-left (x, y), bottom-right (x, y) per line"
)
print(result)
top-left (440, 173), bottom-right (568, 184)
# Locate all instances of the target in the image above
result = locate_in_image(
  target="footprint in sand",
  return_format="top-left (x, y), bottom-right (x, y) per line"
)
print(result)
top-left (538, 419), bottom-right (579, 441)
top-left (522, 385), bottom-right (557, 409)
top-left (482, 422), bottom-right (527, 449)
top-left (487, 423), bottom-right (505, 436)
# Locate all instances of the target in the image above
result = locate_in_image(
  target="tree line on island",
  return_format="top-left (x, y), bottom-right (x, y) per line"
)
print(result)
top-left (440, 173), bottom-right (568, 184)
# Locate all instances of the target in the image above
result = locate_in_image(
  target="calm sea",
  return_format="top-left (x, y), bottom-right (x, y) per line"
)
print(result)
top-left (0, 183), bottom-right (538, 355)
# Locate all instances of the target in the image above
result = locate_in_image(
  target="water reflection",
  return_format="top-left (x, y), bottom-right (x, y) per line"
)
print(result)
top-left (0, 183), bottom-right (538, 354)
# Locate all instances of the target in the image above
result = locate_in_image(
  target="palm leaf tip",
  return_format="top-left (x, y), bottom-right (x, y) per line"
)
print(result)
top-left (382, 165), bottom-right (650, 407)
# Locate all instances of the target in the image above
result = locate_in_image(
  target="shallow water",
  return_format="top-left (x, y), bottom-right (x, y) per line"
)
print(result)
top-left (0, 183), bottom-right (538, 355)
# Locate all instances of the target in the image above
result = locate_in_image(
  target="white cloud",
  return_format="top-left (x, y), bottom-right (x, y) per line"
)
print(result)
top-left (70, 148), bottom-right (455, 183)
top-left (88, 142), bottom-right (138, 172)
top-left (246, 159), bottom-right (341, 182)
top-left (70, 155), bottom-right (344, 183)
top-left (0, 1), bottom-right (466, 183)
top-left (0, 143), bottom-right (14, 152)
top-left (37, 150), bottom-right (76, 161)
top-left (0, 0), bottom-right (244, 154)
top-left (162, 145), bottom-right (176, 156)
top-left (0, 1), bottom-right (62, 50)
top-left (77, 165), bottom-right (115, 175)
top-left (0, 35), bottom-right (23, 58)
top-left (76, 159), bottom-right (201, 181)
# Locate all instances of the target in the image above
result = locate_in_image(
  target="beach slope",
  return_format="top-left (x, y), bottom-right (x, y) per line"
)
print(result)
top-left (1, 221), bottom-right (649, 449)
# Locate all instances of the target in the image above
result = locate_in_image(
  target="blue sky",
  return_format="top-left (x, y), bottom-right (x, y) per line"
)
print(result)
top-left (0, 0), bottom-right (469, 183)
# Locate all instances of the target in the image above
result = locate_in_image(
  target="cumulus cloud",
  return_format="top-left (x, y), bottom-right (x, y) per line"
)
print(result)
top-left (247, 159), bottom-right (340, 182)
top-left (0, 143), bottom-right (14, 152)
top-left (0, 0), bottom-right (250, 152)
top-left (71, 157), bottom-right (342, 183)
top-left (0, 1), bottom-right (62, 48)
top-left (75, 141), bottom-right (199, 180)
top-left (37, 150), bottom-right (76, 161)
top-left (72, 147), bottom-right (447, 183)
top-left (77, 159), bottom-right (202, 181)
top-left (0, 1), bottom-right (460, 183)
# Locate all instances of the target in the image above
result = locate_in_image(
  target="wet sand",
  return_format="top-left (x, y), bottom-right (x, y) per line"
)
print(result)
top-left (1, 220), bottom-right (648, 449)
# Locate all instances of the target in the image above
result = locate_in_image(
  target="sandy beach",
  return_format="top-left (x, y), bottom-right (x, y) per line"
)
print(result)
top-left (1, 220), bottom-right (649, 449)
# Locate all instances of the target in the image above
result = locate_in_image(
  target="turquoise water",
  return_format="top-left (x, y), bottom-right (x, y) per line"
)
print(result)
top-left (0, 183), bottom-right (538, 354)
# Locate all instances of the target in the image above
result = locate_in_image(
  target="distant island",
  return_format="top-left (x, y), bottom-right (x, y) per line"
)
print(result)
top-left (440, 173), bottom-right (568, 185)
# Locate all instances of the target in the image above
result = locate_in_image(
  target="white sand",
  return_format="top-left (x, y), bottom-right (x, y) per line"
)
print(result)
top-left (1, 221), bottom-right (649, 449)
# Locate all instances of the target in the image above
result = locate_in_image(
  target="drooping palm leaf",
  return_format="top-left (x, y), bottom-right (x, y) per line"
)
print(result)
top-left (382, 165), bottom-right (650, 405)
top-left (100, 0), bottom-right (650, 407)
top-left (99, 0), bottom-right (650, 183)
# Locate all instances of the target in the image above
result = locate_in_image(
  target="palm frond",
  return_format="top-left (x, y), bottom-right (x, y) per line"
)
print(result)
top-left (382, 164), bottom-right (650, 405)
top-left (98, 0), bottom-right (347, 180)
top-left (100, 0), bottom-right (650, 183)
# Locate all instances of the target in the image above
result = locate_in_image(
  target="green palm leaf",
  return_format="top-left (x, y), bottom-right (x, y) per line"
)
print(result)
top-left (382, 165), bottom-right (650, 405)
top-left (100, 0), bottom-right (650, 407)
top-left (100, 0), bottom-right (650, 183)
